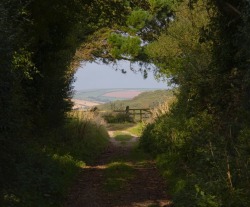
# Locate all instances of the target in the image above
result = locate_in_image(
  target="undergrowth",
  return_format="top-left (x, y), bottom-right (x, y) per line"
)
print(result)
top-left (1, 111), bottom-right (109, 207)
top-left (140, 105), bottom-right (250, 207)
top-left (102, 112), bottom-right (132, 123)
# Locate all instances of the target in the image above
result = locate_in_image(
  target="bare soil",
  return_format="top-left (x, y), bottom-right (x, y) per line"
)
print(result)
top-left (64, 131), bottom-right (172, 207)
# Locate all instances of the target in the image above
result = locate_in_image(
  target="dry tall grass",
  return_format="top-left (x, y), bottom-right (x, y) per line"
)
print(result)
top-left (149, 98), bottom-right (176, 123)
top-left (59, 110), bottom-right (109, 163)
top-left (69, 110), bottom-right (107, 126)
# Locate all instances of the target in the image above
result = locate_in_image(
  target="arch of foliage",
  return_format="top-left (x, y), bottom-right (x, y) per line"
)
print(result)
top-left (1, 0), bottom-right (250, 206)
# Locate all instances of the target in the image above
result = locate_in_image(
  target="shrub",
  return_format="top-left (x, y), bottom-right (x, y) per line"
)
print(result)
top-left (102, 112), bottom-right (133, 123)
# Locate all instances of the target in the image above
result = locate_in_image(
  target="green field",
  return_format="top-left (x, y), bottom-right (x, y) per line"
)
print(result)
top-left (98, 89), bottom-right (175, 111)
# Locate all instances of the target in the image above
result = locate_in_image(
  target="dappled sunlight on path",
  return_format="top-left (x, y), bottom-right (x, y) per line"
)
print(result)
top-left (64, 128), bottom-right (172, 207)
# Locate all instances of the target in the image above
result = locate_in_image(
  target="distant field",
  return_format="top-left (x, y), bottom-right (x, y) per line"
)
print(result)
top-left (73, 88), bottom-right (164, 103)
top-left (103, 90), bottom-right (142, 99)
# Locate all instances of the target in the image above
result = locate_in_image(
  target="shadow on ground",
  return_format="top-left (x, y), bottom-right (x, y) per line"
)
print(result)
top-left (64, 131), bottom-right (172, 207)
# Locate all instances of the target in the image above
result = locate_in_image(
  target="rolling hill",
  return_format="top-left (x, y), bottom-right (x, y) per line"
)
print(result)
top-left (98, 89), bottom-right (175, 111)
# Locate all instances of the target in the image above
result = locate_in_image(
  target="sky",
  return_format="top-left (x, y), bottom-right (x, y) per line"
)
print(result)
top-left (73, 61), bottom-right (168, 90)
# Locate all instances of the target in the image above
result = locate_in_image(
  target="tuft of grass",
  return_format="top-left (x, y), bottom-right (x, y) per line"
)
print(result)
top-left (113, 131), bottom-right (133, 142)
top-left (126, 122), bottom-right (145, 137)
top-left (103, 162), bottom-right (135, 192)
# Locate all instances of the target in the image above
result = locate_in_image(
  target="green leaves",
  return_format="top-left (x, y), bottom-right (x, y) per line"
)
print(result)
top-left (148, 0), bottom-right (178, 12)
top-left (126, 9), bottom-right (152, 32)
top-left (146, 0), bottom-right (211, 78)
top-left (12, 49), bottom-right (38, 80)
top-left (140, 1), bottom-right (250, 206)
top-left (108, 33), bottom-right (142, 59)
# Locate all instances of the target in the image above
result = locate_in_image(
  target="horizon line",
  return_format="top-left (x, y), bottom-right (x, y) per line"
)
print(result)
top-left (74, 87), bottom-right (170, 91)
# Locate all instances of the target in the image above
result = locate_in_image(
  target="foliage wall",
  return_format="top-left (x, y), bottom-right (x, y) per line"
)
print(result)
top-left (140, 0), bottom-right (250, 206)
top-left (0, 0), bottom-right (149, 205)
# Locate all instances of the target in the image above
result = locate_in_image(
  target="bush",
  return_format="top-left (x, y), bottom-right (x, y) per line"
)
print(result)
top-left (102, 112), bottom-right (133, 123)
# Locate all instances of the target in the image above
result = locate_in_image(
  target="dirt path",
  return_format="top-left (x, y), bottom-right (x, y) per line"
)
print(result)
top-left (64, 130), bottom-right (172, 207)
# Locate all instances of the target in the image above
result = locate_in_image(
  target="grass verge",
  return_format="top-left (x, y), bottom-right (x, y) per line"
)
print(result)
top-left (126, 122), bottom-right (144, 137)
top-left (1, 111), bottom-right (109, 207)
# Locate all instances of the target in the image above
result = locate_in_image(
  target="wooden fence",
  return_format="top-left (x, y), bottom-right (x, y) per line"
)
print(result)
top-left (113, 106), bottom-right (152, 122)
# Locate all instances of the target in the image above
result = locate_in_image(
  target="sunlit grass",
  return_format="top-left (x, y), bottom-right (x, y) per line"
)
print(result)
top-left (61, 110), bottom-right (109, 163)
top-left (113, 133), bottom-right (133, 142)
top-left (107, 122), bottom-right (144, 137)
top-left (126, 122), bottom-right (145, 137)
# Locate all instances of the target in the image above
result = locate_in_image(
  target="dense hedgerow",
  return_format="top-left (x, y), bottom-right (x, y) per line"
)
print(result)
top-left (141, 104), bottom-right (250, 206)
top-left (140, 0), bottom-right (250, 206)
